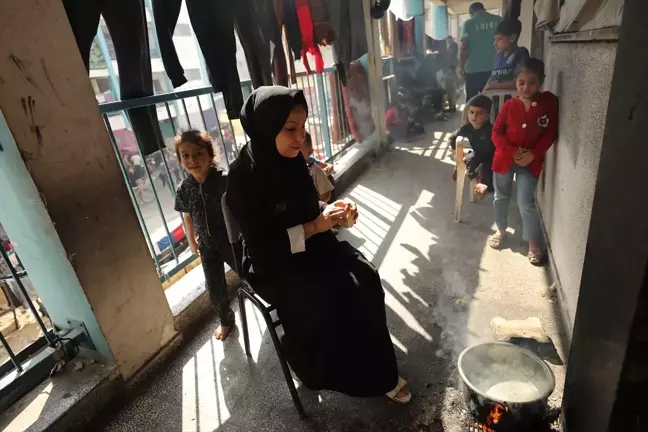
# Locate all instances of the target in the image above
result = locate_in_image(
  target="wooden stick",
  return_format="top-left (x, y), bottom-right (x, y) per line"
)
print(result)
top-left (454, 138), bottom-right (468, 222)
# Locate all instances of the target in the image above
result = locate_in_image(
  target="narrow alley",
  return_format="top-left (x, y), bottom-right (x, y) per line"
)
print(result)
top-left (94, 116), bottom-right (567, 432)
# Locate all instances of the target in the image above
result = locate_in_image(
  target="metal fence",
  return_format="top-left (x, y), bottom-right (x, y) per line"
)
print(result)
top-left (0, 237), bottom-right (54, 377)
top-left (99, 68), bottom-right (355, 283)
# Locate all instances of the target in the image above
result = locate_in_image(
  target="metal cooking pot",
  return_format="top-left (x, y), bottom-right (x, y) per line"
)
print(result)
top-left (458, 342), bottom-right (556, 431)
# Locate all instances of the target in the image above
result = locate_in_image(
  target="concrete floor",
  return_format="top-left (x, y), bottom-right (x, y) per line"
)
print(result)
top-left (95, 115), bottom-right (568, 432)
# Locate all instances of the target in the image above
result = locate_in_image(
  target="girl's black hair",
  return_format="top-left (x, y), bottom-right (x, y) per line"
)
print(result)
top-left (514, 57), bottom-right (546, 83)
top-left (304, 132), bottom-right (313, 147)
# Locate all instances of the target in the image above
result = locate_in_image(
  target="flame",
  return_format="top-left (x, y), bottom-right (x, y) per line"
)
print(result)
top-left (471, 403), bottom-right (509, 432)
top-left (487, 402), bottom-right (509, 426)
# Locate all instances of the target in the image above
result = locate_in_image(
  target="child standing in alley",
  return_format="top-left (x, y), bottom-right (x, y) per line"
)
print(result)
top-left (385, 94), bottom-right (424, 142)
top-left (174, 130), bottom-right (236, 340)
top-left (450, 94), bottom-right (495, 196)
top-left (489, 58), bottom-right (559, 266)
top-left (301, 133), bottom-right (334, 203)
top-left (483, 19), bottom-right (529, 92)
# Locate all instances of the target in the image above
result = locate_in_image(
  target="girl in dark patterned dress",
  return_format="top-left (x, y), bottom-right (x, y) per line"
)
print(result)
top-left (174, 130), bottom-right (236, 340)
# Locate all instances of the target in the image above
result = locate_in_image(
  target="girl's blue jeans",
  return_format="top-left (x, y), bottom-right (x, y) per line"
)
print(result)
top-left (493, 164), bottom-right (543, 247)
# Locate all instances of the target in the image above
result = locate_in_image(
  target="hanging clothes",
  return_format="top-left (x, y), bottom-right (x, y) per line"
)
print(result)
top-left (234, 0), bottom-right (275, 88)
top-left (342, 61), bottom-right (375, 143)
top-left (380, 13), bottom-right (392, 56)
top-left (534, 0), bottom-right (561, 31)
top-left (389, 0), bottom-right (412, 21)
top-left (308, 0), bottom-right (336, 46)
top-left (398, 18), bottom-right (415, 57)
top-left (326, 0), bottom-right (368, 83)
top-left (282, 0), bottom-right (303, 61)
top-left (154, 0), bottom-right (242, 118)
top-left (258, 0), bottom-right (289, 87)
top-left (63, 0), bottom-right (165, 156)
top-left (154, 0), bottom-right (277, 119)
top-left (273, 0), bottom-right (298, 85)
top-left (389, 11), bottom-right (401, 58)
top-left (295, 0), bottom-right (324, 74)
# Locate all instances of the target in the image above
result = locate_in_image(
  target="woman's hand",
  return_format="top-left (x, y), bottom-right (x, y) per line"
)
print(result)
top-left (304, 205), bottom-right (346, 238)
top-left (332, 199), bottom-right (359, 227)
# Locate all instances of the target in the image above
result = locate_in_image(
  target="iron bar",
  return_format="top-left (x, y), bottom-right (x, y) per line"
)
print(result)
top-left (181, 99), bottom-right (192, 128)
top-left (0, 331), bottom-right (22, 373)
top-left (0, 247), bottom-right (54, 346)
top-left (103, 114), bottom-right (163, 274)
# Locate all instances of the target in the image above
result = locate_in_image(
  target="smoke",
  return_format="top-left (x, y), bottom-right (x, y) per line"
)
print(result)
top-left (429, 255), bottom-right (476, 372)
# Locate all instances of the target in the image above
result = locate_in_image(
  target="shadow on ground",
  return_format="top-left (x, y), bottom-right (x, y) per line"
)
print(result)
top-left (93, 118), bottom-right (565, 432)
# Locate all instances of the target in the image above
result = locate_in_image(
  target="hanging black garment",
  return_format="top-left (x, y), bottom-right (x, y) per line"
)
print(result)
top-left (63, 0), bottom-right (165, 156)
top-left (326, 0), bottom-right (368, 83)
top-left (153, 0), bottom-right (242, 119)
top-left (226, 87), bottom-right (399, 397)
top-left (154, 0), bottom-right (278, 118)
top-left (255, 0), bottom-right (289, 87)
top-left (234, 0), bottom-right (274, 88)
top-left (282, 0), bottom-right (303, 61)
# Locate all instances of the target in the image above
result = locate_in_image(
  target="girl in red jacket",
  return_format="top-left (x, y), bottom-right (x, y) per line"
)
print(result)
top-left (489, 58), bottom-right (558, 265)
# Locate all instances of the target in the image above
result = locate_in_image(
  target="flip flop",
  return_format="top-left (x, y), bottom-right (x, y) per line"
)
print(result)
top-left (488, 232), bottom-right (506, 250)
top-left (528, 250), bottom-right (545, 266)
top-left (386, 377), bottom-right (411, 404)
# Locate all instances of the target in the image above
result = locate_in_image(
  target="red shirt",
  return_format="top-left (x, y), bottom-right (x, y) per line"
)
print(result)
top-left (385, 107), bottom-right (405, 131)
top-left (492, 91), bottom-right (559, 177)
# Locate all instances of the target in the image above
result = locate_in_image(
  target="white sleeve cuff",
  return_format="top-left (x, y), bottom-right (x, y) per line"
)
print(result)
top-left (287, 225), bottom-right (306, 254)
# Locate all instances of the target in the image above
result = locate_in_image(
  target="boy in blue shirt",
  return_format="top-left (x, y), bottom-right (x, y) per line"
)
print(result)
top-left (483, 19), bottom-right (529, 91)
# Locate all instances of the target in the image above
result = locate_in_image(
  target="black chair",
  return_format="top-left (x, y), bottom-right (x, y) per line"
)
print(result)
top-left (220, 193), bottom-right (305, 417)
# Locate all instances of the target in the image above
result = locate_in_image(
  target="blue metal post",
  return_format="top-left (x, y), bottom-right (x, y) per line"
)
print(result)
top-left (95, 26), bottom-right (121, 100)
top-left (315, 73), bottom-right (332, 159)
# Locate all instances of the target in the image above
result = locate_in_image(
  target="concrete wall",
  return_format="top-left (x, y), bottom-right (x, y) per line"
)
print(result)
top-left (0, 113), bottom-right (112, 361)
top-left (537, 38), bottom-right (617, 330)
top-left (0, 0), bottom-right (176, 379)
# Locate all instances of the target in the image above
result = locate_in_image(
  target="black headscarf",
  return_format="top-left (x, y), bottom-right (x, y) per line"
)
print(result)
top-left (233, 86), bottom-right (320, 227)
top-left (240, 86), bottom-right (308, 164)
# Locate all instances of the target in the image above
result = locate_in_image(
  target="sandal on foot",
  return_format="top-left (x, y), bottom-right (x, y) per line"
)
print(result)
top-left (386, 377), bottom-right (411, 404)
top-left (528, 250), bottom-right (544, 266)
top-left (488, 232), bottom-right (506, 250)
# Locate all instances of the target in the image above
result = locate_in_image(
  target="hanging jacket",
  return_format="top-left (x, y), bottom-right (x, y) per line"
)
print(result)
top-left (283, 0), bottom-right (302, 61)
top-left (295, 0), bottom-right (324, 74)
top-left (308, 0), bottom-right (335, 46)
top-left (326, 0), bottom-right (368, 81)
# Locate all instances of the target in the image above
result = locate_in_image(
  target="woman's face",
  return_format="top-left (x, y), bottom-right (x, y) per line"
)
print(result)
top-left (275, 105), bottom-right (307, 158)
top-left (177, 141), bottom-right (211, 176)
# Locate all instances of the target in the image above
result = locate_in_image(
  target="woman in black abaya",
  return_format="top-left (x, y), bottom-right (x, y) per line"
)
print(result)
top-left (226, 86), bottom-right (410, 403)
